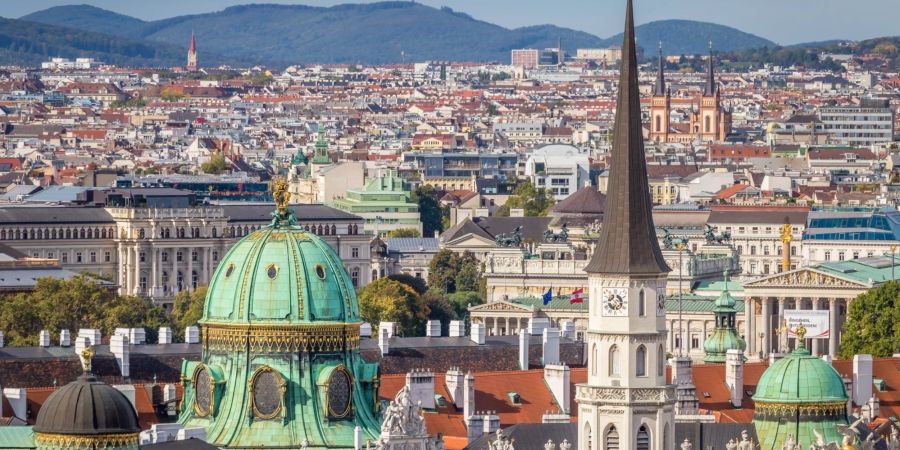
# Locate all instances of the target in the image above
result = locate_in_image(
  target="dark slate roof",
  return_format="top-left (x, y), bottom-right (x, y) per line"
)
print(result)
top-left (442, 218), bottom-right (494, 243)
top-left (550, 186), bottom-right (607, 215)
top-left (219, 204), bottom-right (361, 222)
top-left (707, 207), bottom-right (809, 225)
top-left (386, 237), bottom-right (440, 253)
top-left (584, 0), bottom-right (669, 275)
top-left (653, 46), bottom-right (667, 96)
top-left (704, 46), bottom-right (717, 96)
top-left (0, 207), bottom-right (113, 224)
top-left (465, 423), bottom-right (576, 450)
top-left (675, 422), bottom-right (757, 450)
top-left (475, 217), bottom-right (552, 242)
top-left (33, 372), bottom-right (140, 435)
top-left (141, 439), bottom-right (220, 450)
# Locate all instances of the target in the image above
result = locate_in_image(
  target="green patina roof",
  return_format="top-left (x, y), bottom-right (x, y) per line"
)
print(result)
top-left (812, 256), bottom-right (900, 285)
top-left (311, 129), bottom-right (332, 165)
top-left (0, 426), bottom-right (35, 449)
top-left (203, 220), bottom-right (360, 324)
top-left (512, 295), bottom-right (584, 310)
top-left (753, 346), bottom-right (848, 404)
top-left (694, 279), bottom-right (744, 293)
top-left (703, 271), bottom-right (747, 363)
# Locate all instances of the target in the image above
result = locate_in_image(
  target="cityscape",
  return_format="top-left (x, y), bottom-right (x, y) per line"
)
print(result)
top-left (2, 1), bottom-right (900, 450)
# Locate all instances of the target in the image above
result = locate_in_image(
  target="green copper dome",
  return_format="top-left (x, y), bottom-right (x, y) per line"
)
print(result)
top-left (752, 339), bottom-right (848, 450)
top-left (203, 222), bottom-right (359, 325)
top-left (702, 271), bottom-right (746, 363)
top-left (179, 184), bottom-right (381, 449)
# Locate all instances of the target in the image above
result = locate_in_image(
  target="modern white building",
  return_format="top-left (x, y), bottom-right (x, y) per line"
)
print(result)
top-left (819, 98), bottom-right (894, 147)
top-left (524, 144), bottom-right (591, 200)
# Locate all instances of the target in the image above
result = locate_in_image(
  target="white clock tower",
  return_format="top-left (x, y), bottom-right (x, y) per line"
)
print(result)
top-left (576, 1), bottom-right (675, 450)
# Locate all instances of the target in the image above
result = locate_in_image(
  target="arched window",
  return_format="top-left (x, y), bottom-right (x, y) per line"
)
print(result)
top-left (372, 269), bottom-right (378, 280)
top-left (212, 227), bottom-right (218, 238)
top-left (605, 425), bottom-right (619, 450)
top-left (658, 344), bottom-right (665, 376)
top-left (655, 115), bottom-right (661, 132)
top-left (65, 229), bottom-right (71, 239)
top-left (704, 115), bottom-right (711, 133)
top-left (584, 422), bottom-right (593, 450)
top-left (37, 229), bottom-right (43, 239)
top-left (663, 424), bottom-right (670, 450)
top-left (79, 229), bottom-right (85, 239)
top-left (636, 425), bottom-right (650, 450)
top-left (636, 345), bottom-right (647, 377)
top-left (100, 229), bottom-right (106, 239)
top-left (609, 345), bottom-right (620, 376)
top-left (331, 225), bottom-right (337, 235)
top-left (638, 289), bottom-right (646, 317)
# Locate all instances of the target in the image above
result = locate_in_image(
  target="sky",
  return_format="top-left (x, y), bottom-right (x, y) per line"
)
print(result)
top-left (8, 0), bottom-right (900, 45)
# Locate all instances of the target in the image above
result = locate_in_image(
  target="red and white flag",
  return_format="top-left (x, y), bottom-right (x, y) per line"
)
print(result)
top-left (570, 288), bottom-right (584, 304)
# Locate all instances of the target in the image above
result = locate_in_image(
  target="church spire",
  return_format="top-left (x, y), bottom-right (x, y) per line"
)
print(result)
top-left (187, 31), bottom-right (198, 72)
top-left (704, 40), bottom-right (716, 96)
top-left (653, 41), bottom-right (666, 96)
top-left (584, 0), bottom-right (668, 275)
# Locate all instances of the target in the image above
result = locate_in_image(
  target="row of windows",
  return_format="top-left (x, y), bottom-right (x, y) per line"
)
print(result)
top-left (0, 222), bottom-right (362, 242)
top-left (590, 343), bottom-right (664, 379)
top-left (584, 422), bottom-right (657, 450)
top-left (1, 227), bottom-right (115, 241)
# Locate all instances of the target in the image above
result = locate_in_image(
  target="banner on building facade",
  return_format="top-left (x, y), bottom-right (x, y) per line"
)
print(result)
top-left (784, 309), bottom-right (830, 339)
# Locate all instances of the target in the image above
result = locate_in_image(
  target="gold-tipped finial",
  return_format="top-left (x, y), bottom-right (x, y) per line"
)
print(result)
top-left (273, 178), bottom-right (291, 217)
top-left (80, 346), bottom-right (94, 372)
top-left (795, 324), bottom-right (807, 342)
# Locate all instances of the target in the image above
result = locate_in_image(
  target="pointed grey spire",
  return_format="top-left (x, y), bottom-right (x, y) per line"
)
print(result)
top-left (653, 41), bottom-right (666, 96)
top-left (704, 41), bottom-right (716, 96)
top-left (585, 0), bottom-right (669, 275)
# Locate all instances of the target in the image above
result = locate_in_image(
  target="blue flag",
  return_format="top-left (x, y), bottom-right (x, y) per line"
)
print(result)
top-left (542, 287), bottom-right (553, 305)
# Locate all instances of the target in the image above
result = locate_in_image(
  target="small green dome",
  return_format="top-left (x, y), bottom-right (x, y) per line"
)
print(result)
top-left (753, 346), bottom-right (847, 403)
top-left (703, 271), bottom-right (746, 363)
top-left (203, 214), bottom-right (359, 325)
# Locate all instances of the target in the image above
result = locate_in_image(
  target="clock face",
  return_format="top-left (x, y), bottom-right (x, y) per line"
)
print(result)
top-left (657, 293), bottom-right (666, 316)
top-left (602, 288), bottom-right (628, 316)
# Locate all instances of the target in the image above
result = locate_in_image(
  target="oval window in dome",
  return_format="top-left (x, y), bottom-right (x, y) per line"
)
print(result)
top-left (266, 264), bottom-right (278, 280)
top-left (251, 366), bottom-right (284, 420)
top-left (327, 366), bottom-right (353, 419)
top-left (192, 365), bottom-right (212, 417)
top-left (315, 264), bottom-right (326, 280)
top-left (225, 263), bottom-right (235, 278)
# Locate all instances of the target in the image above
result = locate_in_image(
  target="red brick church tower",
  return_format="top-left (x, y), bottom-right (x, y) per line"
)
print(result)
top-left (187, 32), bottom-right (198, 72)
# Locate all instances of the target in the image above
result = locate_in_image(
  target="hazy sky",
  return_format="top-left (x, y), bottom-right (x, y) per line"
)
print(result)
top-left (8, 0), bottom-right (900, 45)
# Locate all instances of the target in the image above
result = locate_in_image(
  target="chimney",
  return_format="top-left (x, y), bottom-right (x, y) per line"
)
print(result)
top-left (163, 384), bottom-right (177, 404)
top-left (176, 428), bottom-right (207, 441)
top-left (78, 328), bottom-right (101, 346)
top-left (75, 336), bottom-right (91, 370)
top-left (379, 322), bottom-right (396, 338)
top-left (39, 330), bottom-right (51, 347)
top-left (379, 331), bottom-right (390, 356)
top-left (449, 320), bottom-right (465, 337)
top-left (544, 364), bottom-right (571, 414)
top-left (542, 412), bottom-right (571, 423)
top-left (529, 317), bottom-right (550, 335)
top-left (483, 412), bottom-right (500, 435)
top-left (185, 326), bottom-right (200, 344)
top-left (0, 331), bottom-right (4, 348)
top-left (853, 354), bottom-right (873, 406)
top-left (463, 370), bottom-right (475, 422)
top-left (519, 329), bottom-right (529, 370)
top-left (445, 367), bottom-right (465, 408)
top-left (466, 414), bottom-right (484, 441)
top-left (158, 327), bottom-right (172, 344)
top-left (863, 396), bottom-right (880, 421)
top-left (360, 323), bottom-right (373, 338)
top-left (354, 425), bottom-right (363, 450)
top-left (725, 349), bottom-right (743, 408)
top-left (542, 328), bottom-right (560, 365)
top-left (3, 388), bottom-right (26, 420)
top-left (426, 320), bottom-right (441, 337)
top-left (59, 329), bottom-right (71, 347)
top-left (470, 323), bottom-right (485, 345)
top-left (406, 368), bottom-right (436, 409)
top-left (560, 320), bottom-right (576, 339)
top-left (671, 356), bottom-right (699, 415)
top-left (110, 334), bottom-right (130, 378)
top-left (129, 328), bottom-right (146, 345)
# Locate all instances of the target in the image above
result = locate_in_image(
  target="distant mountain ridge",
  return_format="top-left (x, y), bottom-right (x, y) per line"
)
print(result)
top-left (15, 2), bottom-right (778, 66)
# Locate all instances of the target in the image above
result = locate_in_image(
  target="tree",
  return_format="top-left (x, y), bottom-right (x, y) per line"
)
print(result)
top-left (171, 286), bottom-right (208, 341)
top-left (357, 279), bottom-right (429, 336)
top-left (387, 274), bottom-right (428, 295)
top-left (201, 152), bottom-right (227, 175)
top-left (840, 281), bottom-right (900, 358)
top-left (455, 252), bottom-right (482, 292)
top-left (427, 249), bottom-right (460, 294)
top-left (495, 180), bottom-right (554, 217)
top-left (102, 295), bottom-right (170, 344)
top-left (387, 228), bottom-right (421, 238)
top-left (422, 291), bottom-right (458, 335)
top-left (160, 88), bottom-right (184, 102)
top-left (412, 185), bottom-right (444, 237)
top-left (447, 290), bottom-right (485, 318)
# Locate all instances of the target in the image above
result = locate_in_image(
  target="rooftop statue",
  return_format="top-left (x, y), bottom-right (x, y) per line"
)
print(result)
top-left (495, 226), bottom-right (523, 247)
top-left (543, 223), bottom-right (569, 243)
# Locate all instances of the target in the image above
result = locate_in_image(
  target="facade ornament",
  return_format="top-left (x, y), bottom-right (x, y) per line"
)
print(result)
top-left (782, 434), bottom-right (800, 450)
top-left (489, 429), bottom-right (515, 450)
top-left (726, 439), bottom-right (738, 450)
top-left (662, 228), bottom-right (673, 250)
top-left (543, 224), bottom-right (569, 243)
top-left (495, 226), bottom-right (523, 247)
top-left (680, 438), bottom-right (693, 450)
top-left (559, 439), bottom-right (571, 450)
top-left (737, 430), bottom-right (754, 450)
top-left (544, 439), bottom-right (556, 450)
top-left (375, 385), bottom-right (441, 450)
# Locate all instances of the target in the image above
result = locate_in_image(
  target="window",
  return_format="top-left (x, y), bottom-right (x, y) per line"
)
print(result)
top-left (90, 251), bottom-right (97, 263)
top-left (609, 345), bottom-right (620, 376)
top-left (658, 344), bottom-right (665, 376)
top-left (213, 251), bottom-right (219, 262)
top-left (636, 345), bottom-right (647, 377)
top-left (48, 252), bottom-right (55, 260)
top-left (351, 247), bottom-right (359, 258)
top-left (824, 251), bottom-right (831, 261)
top-left (691, 335), bottom-right (700, 349)
top-left (636, 425), bottom-right (650, 450)
top-left (655, 115), bottom-right (661, 132)
top-left (605, 425), bottom-right (619, 450)
top-left (585, 423), bottom-right (593, 450)
top-left (162, 252), bottom-right (168, 262)
top-left (105, 251), bottom-right (111, 262)
top-left (140, 252), bottom-right (146, 263)
top-left (638, 290), bottom-right (646, 317)
top-left (838, 252), bottom-right (845, 261)
top-left (192, 250), bottom-right (198, 262)
top-left (177, 251), bottom-right (183, 262)
top-left (76, 252), bottom-right (83, 263)
top-left (351, 268), bottom-right (359, 287)
top-left (61, 252), bottom-right (68, 263)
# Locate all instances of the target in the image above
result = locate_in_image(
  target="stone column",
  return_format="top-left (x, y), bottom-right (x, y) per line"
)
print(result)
top-left (493, 317), bottom-right (500, 337)
top-left (777, 297), bottom-right (786, 350)
top-left (172, 247), bottom-right (180, 294)
top-left (812, 299), bottom-right (821, 355)
top-left (762, 297), bottom-right (771, 357)
top-left (150, 246), bottom-right (158, 299)
top-left (187, 247), bottom-right (194, 291)
top-left (202, 247), bottom-right (210, 284)
top-left (829, 297), bottom-right (839, 357)
top-left (117, 243), bottom-right (127, 295)
top-left (130, 245), bottom-right (139, 296)
top-left (745, 298), bottom-right (755, 356)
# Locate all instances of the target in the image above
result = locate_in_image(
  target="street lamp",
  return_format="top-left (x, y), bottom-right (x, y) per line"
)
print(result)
top-left (891, 244), bottom-right (897, 281)
top-left (675, 239), bottom-right (686, 357)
